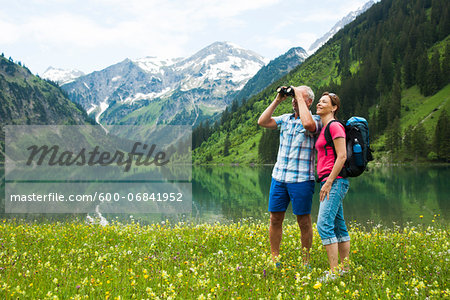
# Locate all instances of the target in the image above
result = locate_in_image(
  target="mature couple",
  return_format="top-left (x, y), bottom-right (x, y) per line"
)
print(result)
top-left (258, 85), bottom-right (349, 279)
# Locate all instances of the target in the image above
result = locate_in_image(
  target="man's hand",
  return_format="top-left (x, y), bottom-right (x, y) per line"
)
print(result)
top-left (258, 88), bottom-right (288, 129)
top-left (293, 86), bottom-right (307, 103)
top-left (292, 86), bottom-right (316, 132)
top-left (276, 86), bottom-right (289, 103)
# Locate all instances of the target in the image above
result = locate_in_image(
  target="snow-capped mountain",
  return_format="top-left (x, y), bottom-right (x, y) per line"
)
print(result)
top-left (234, 47), bottom-right (308, 103)
top-left (308, 1), bottom-right (376, 55)
top-left (62, 42), bottom-right (267, 126)
top-left (42, 67), bottom-right (85, 85)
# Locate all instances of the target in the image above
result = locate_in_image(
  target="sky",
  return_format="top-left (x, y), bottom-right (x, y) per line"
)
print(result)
top-left (0, 0), bottom-right (370, 75)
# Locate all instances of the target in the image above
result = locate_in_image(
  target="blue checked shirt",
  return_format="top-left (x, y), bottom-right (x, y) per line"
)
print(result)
top-left (272, 113), bottom-right (322, 183)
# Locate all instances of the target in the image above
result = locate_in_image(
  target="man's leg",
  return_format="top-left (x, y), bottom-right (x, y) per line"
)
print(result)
top-left (289, 180), bottom-right (315, 265)
top-left (269, 211), bottom-right (285, 260)
top-left (296, 214), bottom-right (312, 264)
top-left (268, 179), bottom-right (289, 262)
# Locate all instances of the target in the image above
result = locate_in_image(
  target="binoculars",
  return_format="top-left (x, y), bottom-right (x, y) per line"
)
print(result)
top-left (276, 86), bottom-right (295, 97)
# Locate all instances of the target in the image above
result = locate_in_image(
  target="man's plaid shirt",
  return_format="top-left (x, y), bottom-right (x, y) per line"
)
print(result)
top-left (271, 113), bottom-right (322, 183)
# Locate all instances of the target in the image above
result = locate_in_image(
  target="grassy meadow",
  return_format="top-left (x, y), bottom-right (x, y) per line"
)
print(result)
top-left (0, 217), bottom-right (448, 299)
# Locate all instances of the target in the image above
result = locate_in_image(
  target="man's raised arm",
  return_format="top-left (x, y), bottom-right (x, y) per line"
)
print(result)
top-left (258, 92), bottom-right (287, 129)
top-left (293, 86), bottom-right (316, 132)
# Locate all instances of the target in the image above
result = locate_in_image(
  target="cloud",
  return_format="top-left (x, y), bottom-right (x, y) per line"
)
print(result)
top-left (1, 0), bottom-right (370, 73)
top-left (5, 0), bottom-right (280, 59)
top-left (114, 0), bottom-right (280, 19)
top-left (0, 20), bottom-right (21, 44)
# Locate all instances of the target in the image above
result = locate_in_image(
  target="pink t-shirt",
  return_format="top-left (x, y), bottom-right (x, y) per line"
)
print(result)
top-left (315, 121), bottom-right (346, 180)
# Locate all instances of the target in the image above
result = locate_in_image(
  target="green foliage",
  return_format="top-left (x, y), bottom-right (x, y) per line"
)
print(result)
top-left (385, 117), bottom-right (402, 155)
top-left (223, 133), bottom-right (231, 156)
top-left (0, 56), bottom-right (96, 164)
top-left (0, 219), bottom-right (448, 298)
top-left (0, 56), bottom-right (93, 127)
top-left (258, 128), bottom-right (279, 163)
top-left (193, 0), bottom-right (450, 164)
top-left (433, 109), bottom-right (450, 161)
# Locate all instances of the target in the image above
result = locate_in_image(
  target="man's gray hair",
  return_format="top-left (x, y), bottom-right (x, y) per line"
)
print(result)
top-left (300, 85), bottom-right (315, 102)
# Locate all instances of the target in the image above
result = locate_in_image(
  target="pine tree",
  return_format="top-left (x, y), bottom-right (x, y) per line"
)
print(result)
top-left (442, 44), bottom-right (450, 84)
top-left (258, 129), bottom-right (279, 163)
top-left (376, 97), bottom-right (389, 133)
top-left (388, 79), bottom-right (401, 121)
top-left (223, 133), bottom-right (231, 156)
top-left (403, 46), bottom-right (416, 88)
top-left (437, 2), bottom-right (450, 40)
top-left (427, 49), bottom-right (442, 94)
top-left (378, 45), bottom-right (394, 92)
top-left (369, 110), bottom-right (378, 137)
top-left (411, 122), bottom-right (429, 160)
top-left (402, 125), bottom-right (414, 158)
top-left (433, 109), bottom-right (450, 161)
top-left (385, 117), bottom-right (402, 154)
top-left (416, 53), bottom-right (429, 95)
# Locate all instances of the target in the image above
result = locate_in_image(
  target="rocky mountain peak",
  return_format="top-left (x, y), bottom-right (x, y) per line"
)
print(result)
top-left (42, 66), bottom-right (85, 85)
top-left (308, 0), bottom-right (376, 54)
top-left (60, 41), bottom-right (267, 126)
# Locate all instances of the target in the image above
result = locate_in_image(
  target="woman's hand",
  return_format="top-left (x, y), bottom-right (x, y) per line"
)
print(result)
top-left (320, 181), bottom-right (332, 202)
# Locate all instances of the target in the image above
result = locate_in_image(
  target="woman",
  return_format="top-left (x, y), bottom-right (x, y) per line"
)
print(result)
top-left (315, 92), bottom-right (350, 281)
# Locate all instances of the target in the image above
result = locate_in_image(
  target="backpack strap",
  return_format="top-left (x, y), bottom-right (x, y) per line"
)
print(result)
top-left (318, 120), bottom-right (346, 182)
top-left (323, 120), bottom-right (340, 157)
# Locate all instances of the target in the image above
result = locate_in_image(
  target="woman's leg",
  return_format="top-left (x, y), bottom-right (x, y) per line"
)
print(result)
top-left (317, 183), bottom-right (340, 270)
top-left (324, 243), bottom-right (339, 271)
top-left (334, 179), bottom-right (350, 269)
top-left (318, 179), bottom-right (349, 271)
top-left (338, 241), bottom-right (350, 270)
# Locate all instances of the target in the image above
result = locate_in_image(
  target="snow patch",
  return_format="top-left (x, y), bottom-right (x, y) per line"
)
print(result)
top-left (42, 67), bottom-right (84, 85)
top-left (124, 87), bottom-right (171, 103)
top-left (87, 104), bottom-right (98, 115)
top-left (133, 56), bottom-right (181, 73)
top-left (96, 99), bottom-right (109, 124)
top-left (179, 56), bottom-right (262, 90)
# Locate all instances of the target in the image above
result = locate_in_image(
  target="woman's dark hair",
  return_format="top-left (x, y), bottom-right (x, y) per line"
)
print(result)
top-left (322, 92), bottom-right (341, 117)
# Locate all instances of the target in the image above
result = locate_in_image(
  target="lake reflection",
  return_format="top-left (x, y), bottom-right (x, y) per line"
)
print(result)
top-left (191, 165), bottom-right (449, 226)
top-left (1, 165), bottom-right (448, 226)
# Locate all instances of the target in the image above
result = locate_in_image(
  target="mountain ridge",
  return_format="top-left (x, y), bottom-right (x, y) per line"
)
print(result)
top-left (42, 66), bottom-right (85, 85)
top-left (0, 55), bottom-right (95, 162)
top-left (308, 0), bottom-right (376, 54)
top-left (193, 0), bottom-right (450, 164)
top-left (61, 41), bottom-right (267, 126)
top-left (232, 46), bottom-right (308, 104)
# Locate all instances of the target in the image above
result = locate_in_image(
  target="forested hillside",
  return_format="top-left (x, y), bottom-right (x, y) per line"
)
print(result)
top-left (193, 0), bottom-right (450, 164)
top-left (0, 55), bottom-right (95, 163)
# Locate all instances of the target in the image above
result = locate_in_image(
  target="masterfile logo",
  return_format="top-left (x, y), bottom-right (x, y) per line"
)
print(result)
top-left (5, 125), bottom-right (192, 214)
top-left (25, 142), bottom-right (170, 172)
top-left (6, 125), bottom-right (191, 181)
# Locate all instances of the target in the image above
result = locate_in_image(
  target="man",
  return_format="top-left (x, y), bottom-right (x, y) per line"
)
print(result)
top-left (257, 85), bottom-right (321, 266)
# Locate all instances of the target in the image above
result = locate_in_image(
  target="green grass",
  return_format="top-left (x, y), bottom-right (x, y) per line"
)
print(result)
top-left (116, 101), bottom-right (163, 125)
top-left (371, 84), bottom-right (450, 153)
top-left (197, 104), bottom-right (223, 117)
top-left (400, 84), bottom-right (450, 133)
top-left (1, 218), bottom-right (448, 299)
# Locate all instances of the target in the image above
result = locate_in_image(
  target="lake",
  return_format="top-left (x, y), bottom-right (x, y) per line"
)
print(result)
top-left (1, 165), bottom-right (448, 227)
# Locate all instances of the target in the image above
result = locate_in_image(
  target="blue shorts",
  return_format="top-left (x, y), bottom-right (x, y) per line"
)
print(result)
top-left (268, 178), bottom-right (315, 215)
